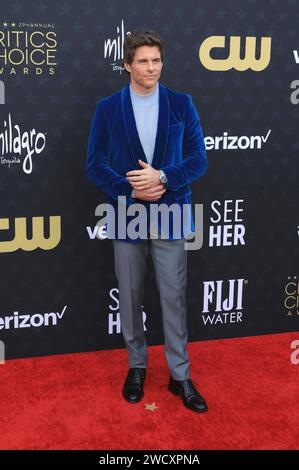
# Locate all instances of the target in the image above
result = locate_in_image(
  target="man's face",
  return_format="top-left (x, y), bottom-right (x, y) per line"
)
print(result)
top-left (124, 45), bottom-right (163, 93)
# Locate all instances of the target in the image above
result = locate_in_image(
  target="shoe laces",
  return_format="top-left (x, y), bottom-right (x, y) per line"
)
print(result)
top-left (128, 368), bottom-right (145, 385)
top-left (182, 379), bottom-right (199, 397)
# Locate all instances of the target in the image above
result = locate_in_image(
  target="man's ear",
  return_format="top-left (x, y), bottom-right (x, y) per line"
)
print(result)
top-left (124, 62), bottom-right (131, 73)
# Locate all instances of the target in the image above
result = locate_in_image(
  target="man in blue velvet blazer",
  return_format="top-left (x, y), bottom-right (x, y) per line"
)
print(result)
top-left (87, 30), bottom-right (208, 412)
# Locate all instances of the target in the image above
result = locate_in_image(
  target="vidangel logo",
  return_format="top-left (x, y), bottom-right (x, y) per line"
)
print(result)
top-left (0, 305), bottom-right (67, 330)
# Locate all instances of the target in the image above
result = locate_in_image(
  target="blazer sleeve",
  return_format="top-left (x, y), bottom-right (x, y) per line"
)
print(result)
top-left (161, 94), bottom-right (208, 191)
top-left (86, 101), bottom-right (134, 203)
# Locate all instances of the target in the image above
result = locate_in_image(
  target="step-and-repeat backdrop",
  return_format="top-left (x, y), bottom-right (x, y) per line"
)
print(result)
top-left (0, 0), bottom-right (298, 360)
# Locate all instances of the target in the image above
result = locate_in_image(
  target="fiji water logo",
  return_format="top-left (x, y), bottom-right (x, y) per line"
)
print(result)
top-left (202, 278), bottom-right (247, 325)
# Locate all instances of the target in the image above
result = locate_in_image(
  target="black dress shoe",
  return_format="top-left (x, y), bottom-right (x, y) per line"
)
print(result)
top-left (122, 367), bottom-right (146, 403)
top-left (168, 377), bottom-right (208, 413)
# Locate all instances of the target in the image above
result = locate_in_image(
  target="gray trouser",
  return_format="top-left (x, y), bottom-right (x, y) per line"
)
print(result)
top-left (112, 238), bottom-right (190, 380)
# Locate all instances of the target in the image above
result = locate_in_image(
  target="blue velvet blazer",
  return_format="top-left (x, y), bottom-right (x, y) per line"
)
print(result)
top-left (87, 81), bottom-right (208, 243)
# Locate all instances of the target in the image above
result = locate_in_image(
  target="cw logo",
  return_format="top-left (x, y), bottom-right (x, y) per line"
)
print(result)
top-left (199, 36), bottom-right (272, 71)
top-left (0, 216), bottom-right (61, 253)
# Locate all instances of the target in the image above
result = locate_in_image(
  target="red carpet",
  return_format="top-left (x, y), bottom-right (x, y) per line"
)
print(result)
top-left (0, 332), bottom-right (298, 450)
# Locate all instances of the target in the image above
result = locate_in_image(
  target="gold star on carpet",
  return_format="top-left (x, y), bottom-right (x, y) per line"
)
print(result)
top-left (145, 402), bottom-right (158, 412)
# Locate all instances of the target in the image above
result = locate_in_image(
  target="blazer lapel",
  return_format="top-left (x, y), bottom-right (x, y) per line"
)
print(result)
top-left (121, 82), bottom-right (147, 166)
top-left (151, 82), bottom-right (169, 169)
top-left (121, 81), bottom-right (169, 169)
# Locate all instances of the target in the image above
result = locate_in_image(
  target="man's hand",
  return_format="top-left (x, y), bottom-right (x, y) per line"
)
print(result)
top-left (127, 159), bottom-right (161, 190)
top-left (133, 183), bottom-right (166, 201)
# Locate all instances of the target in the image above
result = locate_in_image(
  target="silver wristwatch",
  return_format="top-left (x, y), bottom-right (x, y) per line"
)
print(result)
top-left (159, 170), bottom-right (168, 185)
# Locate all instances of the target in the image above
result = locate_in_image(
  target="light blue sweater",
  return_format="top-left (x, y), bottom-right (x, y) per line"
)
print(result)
top-left (129, 82), bottom-right (159, 166)
top-left (129, 82), bottom-right (159, 200)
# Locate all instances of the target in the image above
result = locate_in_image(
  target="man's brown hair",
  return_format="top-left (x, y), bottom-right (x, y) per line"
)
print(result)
top-left (123, 30), bottom-right (164, 70)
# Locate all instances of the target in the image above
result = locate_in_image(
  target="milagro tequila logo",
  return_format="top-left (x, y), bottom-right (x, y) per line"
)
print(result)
top-left (202, 278), bottom-right (247, 325)
top-left (0, 113), bottom-right (46, 174)
top-left (104, 19), bottom-right (131, 74)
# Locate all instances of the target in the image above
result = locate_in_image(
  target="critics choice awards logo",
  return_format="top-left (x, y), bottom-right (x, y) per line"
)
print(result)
top-left (0, 21), bottom-right (57, 76)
